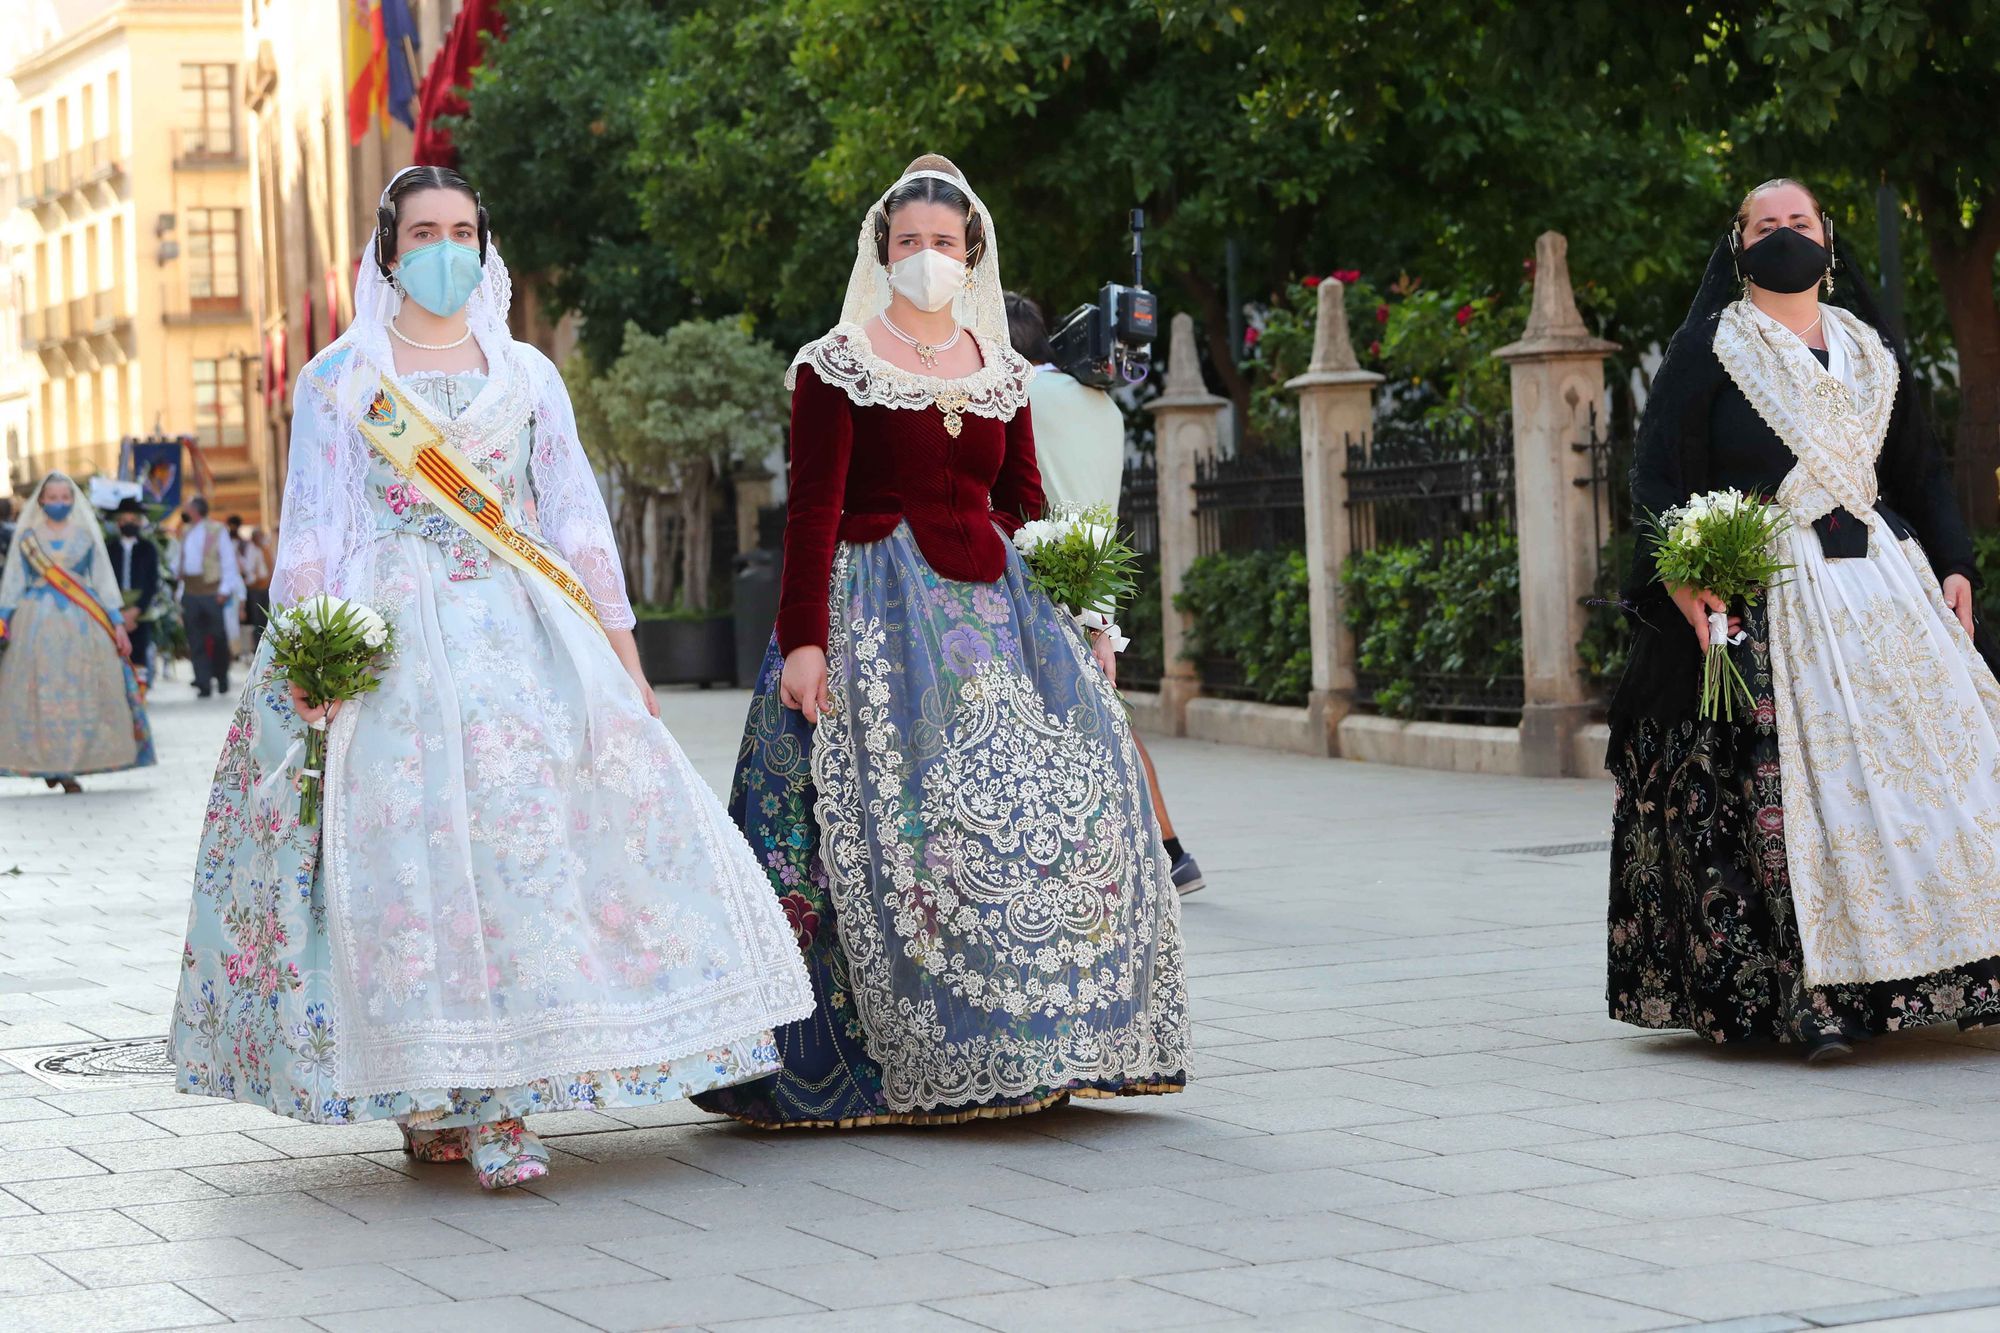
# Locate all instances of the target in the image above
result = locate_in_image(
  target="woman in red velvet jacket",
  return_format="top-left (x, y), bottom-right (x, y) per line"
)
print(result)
top-left (694, 155), bottom-right (1191, 1129)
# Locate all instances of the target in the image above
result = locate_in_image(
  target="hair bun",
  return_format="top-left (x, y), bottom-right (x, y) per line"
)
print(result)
top-left (903, 153), bottom-right (963, 180)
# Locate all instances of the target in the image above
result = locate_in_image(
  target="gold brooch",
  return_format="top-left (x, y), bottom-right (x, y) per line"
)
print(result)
top-left (936, 390), bottom-right (971, 438)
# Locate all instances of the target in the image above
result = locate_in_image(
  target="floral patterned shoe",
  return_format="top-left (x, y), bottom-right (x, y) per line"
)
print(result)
top-left (469, 1119), bottom-right (550, 1190)
top-left (400, 1124), bottom-right (471, 1164)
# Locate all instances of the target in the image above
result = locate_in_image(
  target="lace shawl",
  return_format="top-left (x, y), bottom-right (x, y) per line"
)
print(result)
top-left (786, 322), bottom-right (1033, 422)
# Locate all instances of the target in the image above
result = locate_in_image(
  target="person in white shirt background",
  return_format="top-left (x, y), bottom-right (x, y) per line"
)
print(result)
top-left (227, 514), bottom-right (272, 659)
top-left (1008, 291), bottom-right (1207, 896)
top-left (176, 495), bottom-right (244, 698)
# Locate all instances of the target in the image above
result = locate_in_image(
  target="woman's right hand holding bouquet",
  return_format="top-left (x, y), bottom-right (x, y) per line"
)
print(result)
top-left (265, 594), bottom-right (395, 823)
top-left (1669, 585), bottom-right (1742, 651)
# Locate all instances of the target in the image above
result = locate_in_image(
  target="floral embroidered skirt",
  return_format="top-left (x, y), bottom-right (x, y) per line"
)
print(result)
top-left (1608, 605), bottom-right (2000, 1043)
top-left (169, 534), bottom-right (811, 1126)
top-left (696, 523), bottom-right (1190, 1128)
top-left (0, 587), bottom-right (155, 779)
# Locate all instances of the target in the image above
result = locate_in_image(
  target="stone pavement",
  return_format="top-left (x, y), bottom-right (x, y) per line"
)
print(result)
top-left (6, 685), bottom-right (2000, 1333)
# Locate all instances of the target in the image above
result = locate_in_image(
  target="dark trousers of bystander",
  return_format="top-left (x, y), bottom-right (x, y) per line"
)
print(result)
top-left (183, 593), bottom-right (229, 695)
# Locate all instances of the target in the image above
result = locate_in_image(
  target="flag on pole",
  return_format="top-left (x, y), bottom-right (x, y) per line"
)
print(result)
top-left (345, 1), bottom-right (386, 146)
top-left (412, 0), bottom-right (506, 168)
top-left (383, 1), bottom-right (421, 130)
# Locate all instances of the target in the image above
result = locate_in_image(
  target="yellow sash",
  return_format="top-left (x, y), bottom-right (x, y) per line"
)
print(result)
top-left (357, 376), bottom-right (606, 639)
top-left (11, 530), bottom-right (119, 643)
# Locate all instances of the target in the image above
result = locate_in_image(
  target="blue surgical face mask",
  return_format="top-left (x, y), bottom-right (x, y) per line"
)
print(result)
top-left (396, 239), bottom-right (484, 318)
top-left (41, 501), bottom-right (73, 522)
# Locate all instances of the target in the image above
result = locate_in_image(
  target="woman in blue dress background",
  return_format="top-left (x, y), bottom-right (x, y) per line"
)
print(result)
top-left (0, 471), bottom-right (155, 792)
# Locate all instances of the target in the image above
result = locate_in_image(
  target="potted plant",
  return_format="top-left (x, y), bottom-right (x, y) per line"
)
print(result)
top-left (592, 320), bottom-right (788, 684)
top-left (632, 602), bottom-right (737, 686)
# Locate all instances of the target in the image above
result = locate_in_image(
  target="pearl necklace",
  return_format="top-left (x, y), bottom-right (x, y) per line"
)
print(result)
top-left (390, 318), bottom-right (473, 351)
top-left (881, 311), bottom-right (961, 370)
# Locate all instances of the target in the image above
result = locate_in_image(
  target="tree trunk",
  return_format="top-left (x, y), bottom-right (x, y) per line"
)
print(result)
top-left (647, 491), bottom-right (678, 609)
top-left (1918, 179), bottom-right (2000, 528)
top-left (680, 468), bottom-right (713, 613)
top-left (614, 470), bottom-right (644, 598)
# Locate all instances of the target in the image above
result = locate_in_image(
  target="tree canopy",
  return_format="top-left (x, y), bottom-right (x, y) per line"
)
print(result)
top-left (459, 0), bottom-right (2000, 505)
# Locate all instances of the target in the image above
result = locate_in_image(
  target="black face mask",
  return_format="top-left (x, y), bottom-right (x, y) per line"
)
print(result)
top-left (118, 523), bottom-right (141, 538)
top-left (1737, 225), bottom-right (1830, 294)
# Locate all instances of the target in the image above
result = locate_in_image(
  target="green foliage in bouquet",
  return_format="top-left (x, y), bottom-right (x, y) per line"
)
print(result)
top-left (1642, 490), bottom-right (1791, 721)
top-left (1013, 506), bottom-right (1142, 620)
top-left (264, 596), bottom-right (397, 825)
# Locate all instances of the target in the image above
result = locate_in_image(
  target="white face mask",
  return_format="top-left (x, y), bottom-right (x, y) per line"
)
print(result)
top-left (887, 248), bottom-right (967, 313)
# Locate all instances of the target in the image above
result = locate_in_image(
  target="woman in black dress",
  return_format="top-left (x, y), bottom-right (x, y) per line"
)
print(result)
top-left (1608, 178), bottom-right (2000, 1061)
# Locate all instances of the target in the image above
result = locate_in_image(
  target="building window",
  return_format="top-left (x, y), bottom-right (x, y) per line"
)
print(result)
top-left (179, 64), bottom-right (236, 159)
top-left (186, 208), bottom-right (241, 310)
top-left (193, 358), bottom-right (246, 448)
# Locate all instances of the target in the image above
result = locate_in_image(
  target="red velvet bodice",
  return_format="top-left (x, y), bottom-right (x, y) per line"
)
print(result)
top-left (776, 362), bottom-right (1044, 654)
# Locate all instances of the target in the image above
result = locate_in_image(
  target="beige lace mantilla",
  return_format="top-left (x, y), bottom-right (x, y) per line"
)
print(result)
top-left (785, 323), bottom-right (1033, 424)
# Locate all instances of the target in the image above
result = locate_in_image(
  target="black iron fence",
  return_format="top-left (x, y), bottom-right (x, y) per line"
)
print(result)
top-left (1344, 415), bottom-right (1515, 556)
top-left (1118, 458), bottom-right (1164, 692)
top-left (1194, 449), bottom-right (1306, 557)
top-left (1190, 450), bottom-right (1307, 700)
top-left (1573, 403), bottom-right (1638, 694)
top-left (1344, 414), bottom-right (1524, 723)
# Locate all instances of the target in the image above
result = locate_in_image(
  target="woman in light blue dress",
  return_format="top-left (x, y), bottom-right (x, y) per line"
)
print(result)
top-left (0, 471), bottom-right (155, 791)
top-left (168, 166), bottom-right (811, 1189)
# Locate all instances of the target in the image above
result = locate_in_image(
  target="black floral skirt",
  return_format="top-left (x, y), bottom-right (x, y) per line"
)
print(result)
top-left (1608, 606), bottom-right (2000, 1043)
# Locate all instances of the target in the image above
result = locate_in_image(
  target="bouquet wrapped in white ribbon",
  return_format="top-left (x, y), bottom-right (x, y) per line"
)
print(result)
top-left (1644, 488), bottom-right (1792, 722)
top-left (1011, 505), bottom-right (1141, 653)
top-left (264, 594), bottom-right (396, 824)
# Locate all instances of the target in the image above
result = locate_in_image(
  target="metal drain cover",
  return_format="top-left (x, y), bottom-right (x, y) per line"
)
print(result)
top-left (1, 1036), bottom-right (174, 1090)
top-left (1501, 840), bottom-right (1613, 858)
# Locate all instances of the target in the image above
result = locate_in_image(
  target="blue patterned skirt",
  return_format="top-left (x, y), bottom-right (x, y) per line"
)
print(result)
top-left (696, 524), bottom-right (1190, 1127)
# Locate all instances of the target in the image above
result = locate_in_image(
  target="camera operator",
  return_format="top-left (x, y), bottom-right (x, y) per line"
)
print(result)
top-left (1007, 291), bottom-right (1207, 897)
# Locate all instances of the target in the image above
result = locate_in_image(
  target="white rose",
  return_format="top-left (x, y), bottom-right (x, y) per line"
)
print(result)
top-left (363, 625), bottom-right (387, 649)
top-left (1014, 520), bottom-right (1059, 554)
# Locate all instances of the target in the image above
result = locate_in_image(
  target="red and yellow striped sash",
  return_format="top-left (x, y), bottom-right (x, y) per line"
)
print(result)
top-left (12, 531), bottom-right (118, 643)
top-left (357, 377), bottom-right (606, 638)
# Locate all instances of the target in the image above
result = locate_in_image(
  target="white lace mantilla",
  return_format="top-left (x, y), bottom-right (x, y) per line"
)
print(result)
top-left (785, 323), bottom-right (1033, 422)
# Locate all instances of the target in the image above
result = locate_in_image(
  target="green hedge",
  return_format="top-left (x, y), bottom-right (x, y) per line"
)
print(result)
top-left (1341, 524), bottom-right (1521, 719)
top-left (1174, 548), bottom-right (1312, 705)
top-left (1121, 560), bottom-right (1165, 685)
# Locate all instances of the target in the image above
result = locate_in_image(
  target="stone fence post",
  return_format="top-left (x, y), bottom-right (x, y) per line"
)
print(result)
top-left (1494, 232), bottom-right (1619, 777)
top-left (1144, 313), bottom-right (1227, 736)
top-left (1288, 280), bottom-right (1383, 756)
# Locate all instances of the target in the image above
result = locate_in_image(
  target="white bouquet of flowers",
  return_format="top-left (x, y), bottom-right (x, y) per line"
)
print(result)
top-left (1644, 488), bottom-right (1792, 722)
top-left (1012, 505), bottom-right (1141, 652)
top-left (264, 594), bottom-right (396, 824)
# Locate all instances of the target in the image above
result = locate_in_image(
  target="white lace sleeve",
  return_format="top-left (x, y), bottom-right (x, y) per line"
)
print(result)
top-left (522, 345), bottom-right (635, 630)
top-left (269, 355), bottom-right (372, 610)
